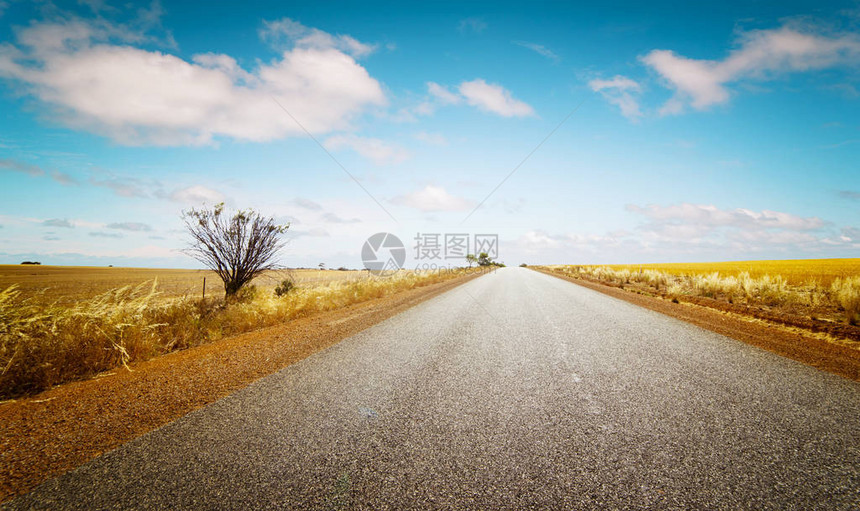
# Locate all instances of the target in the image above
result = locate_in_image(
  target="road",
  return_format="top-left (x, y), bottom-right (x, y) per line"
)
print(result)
top-left (7, 268), bottom-right (859, 509)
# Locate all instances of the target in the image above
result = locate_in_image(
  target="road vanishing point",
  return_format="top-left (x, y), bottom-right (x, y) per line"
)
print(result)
top-left (7, 268), bottom-right (859, 510)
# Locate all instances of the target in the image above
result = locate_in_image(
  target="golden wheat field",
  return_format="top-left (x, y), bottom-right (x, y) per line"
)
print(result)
top-left (543, 258), bottom-right (860, 328)
top-left (592, 258), bottom-right (860, 286)
top-left (0, 265), bottom-right (367, 304)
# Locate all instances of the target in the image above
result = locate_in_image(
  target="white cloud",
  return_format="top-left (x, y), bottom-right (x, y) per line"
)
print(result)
top-left (259, 17), bottom-right (376, 58)
top-left (621, 202), bottom-right (841, 255)
top-left (626, 203), bottom-right (826, 232)
top-left (641, 23), bottom-right (860, 114)
top-left (413, 80), bottom-right (534, 118)
top-left (427, 82), bottom-right (463, 105)
top-left (458, 79), bottom-right (535, 117)
top-left (513, 41), bottom-right (559, 62)
top-left (589, 75), bottom-right (643, 120)
top-left (391, 185), bottom-right (474, 212)
top-left (323, 134), bottom-right (409, 165)
top-left (169, 185), bottom-right (225, 205)
top-left (0, 17), bottom-right (385, 145)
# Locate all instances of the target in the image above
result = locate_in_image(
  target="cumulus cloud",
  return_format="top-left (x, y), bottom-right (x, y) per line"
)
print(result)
top-left (169, 185), bottom-right (225, 205)
top-left (0, 16), bottom-right (385, 145)
top-left (620, 202), bottom-right (842, 255)
top-left (589, 75), bottom-right (643, 120)
top-left (513, 41), bottom-right (559, 62)
top-left (391, 185), bottom-right (474, 212)
top-left (642, 23), bottom-right (860, 114)
top-left (259, 17), bottom-right (376, 58)
top-left (107, 222), bottom-right (152, 232)
top-left (458, 79), bottom-right (535, 117)
top-left (323, 134), bottom-right (409, 165)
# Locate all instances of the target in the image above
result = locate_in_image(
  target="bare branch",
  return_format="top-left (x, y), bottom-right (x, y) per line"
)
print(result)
top-left (182, 203), bottom-right (289, 299)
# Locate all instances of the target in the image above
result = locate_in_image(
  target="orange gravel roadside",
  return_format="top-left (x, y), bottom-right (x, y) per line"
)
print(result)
top-left (0, 272), bottom-right (484, 504)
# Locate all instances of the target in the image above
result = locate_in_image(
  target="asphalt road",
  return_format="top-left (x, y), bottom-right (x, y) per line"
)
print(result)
top-left (7, 268), bottom-right (859, 510)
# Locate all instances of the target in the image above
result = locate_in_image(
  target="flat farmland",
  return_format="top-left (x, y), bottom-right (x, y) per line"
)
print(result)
top-left (0, 265), bottom-right (367, 304)
top-left (593, 258), bottom-right (860, 286)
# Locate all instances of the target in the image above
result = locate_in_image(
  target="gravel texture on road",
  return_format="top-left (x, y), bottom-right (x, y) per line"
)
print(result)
top-left (7, 268), bottom-right (859, 509)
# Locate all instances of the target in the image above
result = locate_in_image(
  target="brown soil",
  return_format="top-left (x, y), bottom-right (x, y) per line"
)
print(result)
top-left (0, 272), bottom-right (482, 503)
top-left (535, 268), bottom-right (860, 381)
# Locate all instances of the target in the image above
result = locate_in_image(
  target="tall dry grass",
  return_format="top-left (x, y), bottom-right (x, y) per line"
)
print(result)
top-left (832, 277), bottom-right (860, 325)
top-left (0, 269), bottom-right (472, 399)
top-left (545, 265), bottom-right (860, 324)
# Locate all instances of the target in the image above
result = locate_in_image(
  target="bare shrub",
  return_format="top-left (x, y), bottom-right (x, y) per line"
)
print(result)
top-left (183, 203), bottom-right (289, 299)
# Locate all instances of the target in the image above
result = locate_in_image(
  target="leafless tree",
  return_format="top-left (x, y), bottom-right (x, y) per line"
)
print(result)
top-left (182, 203), bottom-right (289, 298)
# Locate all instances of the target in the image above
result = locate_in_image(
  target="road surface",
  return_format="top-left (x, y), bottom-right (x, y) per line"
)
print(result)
top-left (7, 268), bottom-right (859, 509)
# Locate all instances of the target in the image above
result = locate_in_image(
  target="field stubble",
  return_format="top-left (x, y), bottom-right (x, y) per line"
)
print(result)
top-left (0, 265), bottom-right (365, 305)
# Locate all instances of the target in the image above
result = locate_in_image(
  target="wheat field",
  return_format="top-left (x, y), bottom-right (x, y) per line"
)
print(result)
top-left (592, 258), bottom-right (860, 286)
top-left (0, 265), bottom-right (367, 304)
top-left (543, 259), bottom-right (860, 327)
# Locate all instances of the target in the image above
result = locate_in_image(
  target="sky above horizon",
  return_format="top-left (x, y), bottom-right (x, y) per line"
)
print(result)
top-left (0, 0), bottom-right (859, 269)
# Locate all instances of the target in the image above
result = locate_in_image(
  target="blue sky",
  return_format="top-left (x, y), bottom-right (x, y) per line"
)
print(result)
top-left (0, 0), bottom-right (858, 268)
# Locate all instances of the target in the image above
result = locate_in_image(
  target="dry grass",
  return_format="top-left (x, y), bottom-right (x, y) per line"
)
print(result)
top-left (596, 258), bottom-right (860, 286)
top-left (0, 265), bottom-right (368, 305)
top-left (543, 259), bottom-right (860, 325)
top-left (0, 268), bottom-right (477, 399)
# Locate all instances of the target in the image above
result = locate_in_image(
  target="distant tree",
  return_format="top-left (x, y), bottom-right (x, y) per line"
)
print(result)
top-left (318, 262), bottom-right (326, 271)
top-left (477, 252), bottom-right (504, 268)
top-left (20, 261), bottom-right (41, 265)
top-left (182, 203), bottom-right (289, 299)
top-left (519, 263), bottom-right (528, 267)
top-left (465, 254), bottom-right (477, 268)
